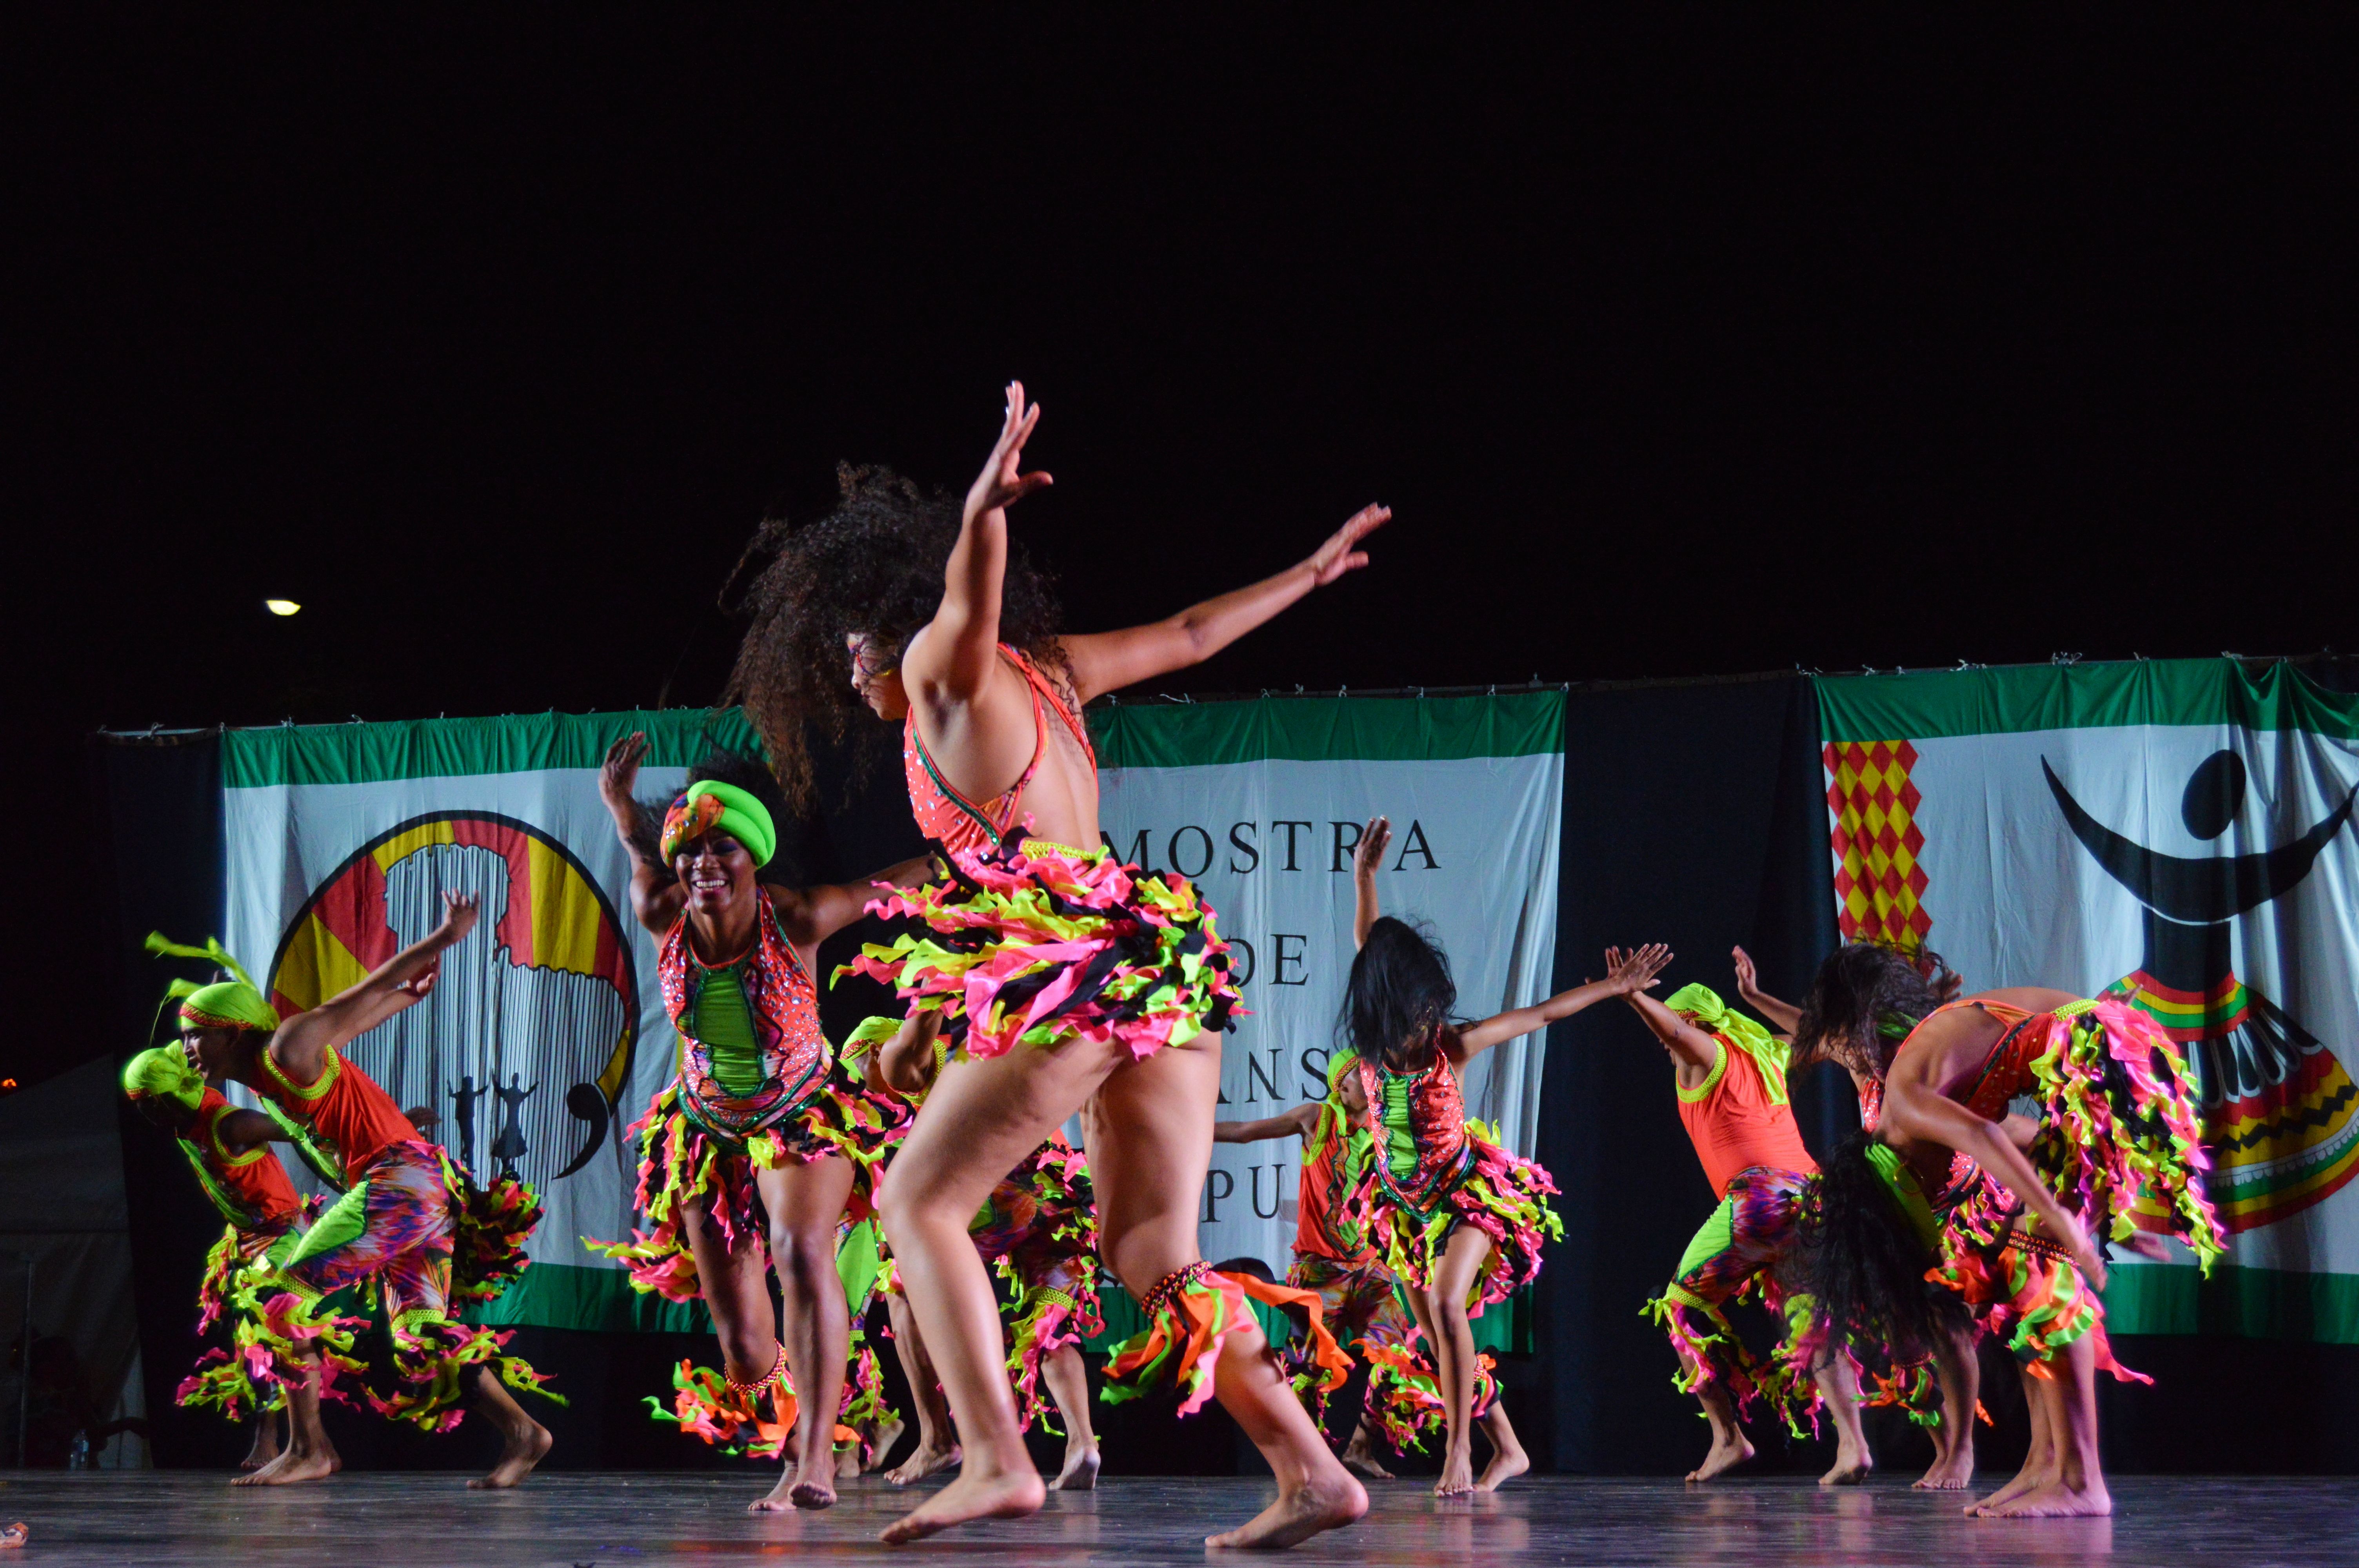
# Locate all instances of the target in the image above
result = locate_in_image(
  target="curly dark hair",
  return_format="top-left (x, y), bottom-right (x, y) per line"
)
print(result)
top-left (1794, 1131), bottom-right (1974, 1365)
top-left (623, 745), bottom-right (795, 884)
top-left (1790, 940), bottom-right (1960, 1078)
top-left (1340, 916), bottom-right (1461, 1074)
top-left (722, 463), bottom-right (1068, 811)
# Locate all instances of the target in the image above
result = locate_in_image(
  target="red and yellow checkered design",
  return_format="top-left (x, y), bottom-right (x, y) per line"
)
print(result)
top-left (1823, 740), bottom-right (1931, 944)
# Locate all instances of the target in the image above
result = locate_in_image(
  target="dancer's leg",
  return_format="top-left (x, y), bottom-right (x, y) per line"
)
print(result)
top-left (240, 1409), bottom-right (281, 1470)
top-left (1476, 1399), bottom-right (1529, 1491)
top-left (678, 1192), bottom-right (793, 1511)
top-left (232, 1346), bottom-right (337, 1486)
top-left (1983, 1335), bottom-right (2110, 1518)
top-left (1341, 1417), bottom-right (1392, 1478)
top-left (1811, 1352), bottom-right (1872, 1486)
top-left (1426, 1225), bottom-right (1494, 1496)
top-left (1970, 1362), bottom-right (2054, 1515)
top-left (1917, 1322), bottom-right (1980, 1490)
top-left (884, 1291), bottom-right (962, 1485)
top-left (1040, 1343), bottom-right (1100, 1490)
top-left (1093, 1042), bottom-right (1366, 1547)
top-left (466, 1365), bottom-right (555, 1489)
top-left (757, 1156), bottom-right (858, 1510)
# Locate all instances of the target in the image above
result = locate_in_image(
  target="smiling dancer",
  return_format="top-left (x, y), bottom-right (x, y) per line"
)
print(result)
top-left (1790, 942), bottom-right (2226, 1518)
top-left (1345, 818), bottom-right (1598, 1496)
top-left (155, 910), bottom-right (558, 1488)
top-left (728, 383), bottom-right (1381, 1546)
top-left (849, 1009), bottom-right (1104, 1493)
top-left (585, 741), bottom-right (932, 1511)
top-left (1608, 953), bottom-right (1874, 1486)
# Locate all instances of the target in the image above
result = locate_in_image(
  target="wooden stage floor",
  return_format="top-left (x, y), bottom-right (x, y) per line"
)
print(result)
top-left (2, 1470), bottom-right (2355, 1565)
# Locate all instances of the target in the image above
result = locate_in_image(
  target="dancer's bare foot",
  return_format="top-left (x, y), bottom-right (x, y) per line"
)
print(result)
top-left (749, 1470), bottom-right (800, 1514)
top-left (789, 1474), bottom-right (838, 1510)
top-left (1205, 1471), bottom-right (1368, 1550)
top-left (1818, 1435), bottom-right (1872, 1487)
top-left (836, 1443), bottom-right (861, 1482)
top-left (1966, 1462), bottom-right (2049, 1517)
top-left (1435, 1445), bottom-right (1477, 1497)
top-left (878, 1466), bottom-right (1044, 1543)
top-left (1053, 1441), bottom-right (1100, 1491)
top-left (1685, 1431), bottom-right (1754, 1483)
top-left (467, 1420), bottom-right (551, 1489)
top-left (1915, 1447), bottom-right (1975, 1490)
top-left (0, 1523), bottom-right (26, 1550)
top-left (241, 1421), bottom-right (281, 1470)
top-left (1478, 1432), bottom-right (1529, 1491)
top-left (863, 1416), bottom-right (905, 1474)
top-left (886, 1439), bottom-right (961, 1487)
top-left (1341, 1444), bottom-right (1392, 1480)
top-left (234, 1446), bottom-right (336, 1486)
top-left (1978, 1479), bottom-right (2112, 1518)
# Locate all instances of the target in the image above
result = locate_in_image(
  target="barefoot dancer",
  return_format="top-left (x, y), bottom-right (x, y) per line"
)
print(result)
top-left (154, 910), bottom-right (559, 1489)
top-left (1345, 822), bottom-right (1585, 1496)
top-left (731, 384), bottom-right (1381, 1546)
top-left (1213, 1048), bottom-right (1426, 1477)
top-left (1734, 944), bottom-right (1986, 1491)
top-left (584, 742), bottom-right (932, 1511)
top-left (1608, 958), bottom-right (1873, 1486)
top-left (849, 1011), bottom-right (1104, 1493)
top-left (1790, 942), bottom-right (2226, 1519)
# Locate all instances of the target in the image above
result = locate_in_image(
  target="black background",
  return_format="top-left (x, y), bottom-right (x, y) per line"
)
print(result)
top-left (17, 8), bottom-right (2359, 1476)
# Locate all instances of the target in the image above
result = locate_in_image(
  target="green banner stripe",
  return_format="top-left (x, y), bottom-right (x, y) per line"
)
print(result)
top-left (1816, 659), bottom-right (2359, 743)
top-left (223, 709), bottom-right (766, 789)
top-left (2103, 1263), bottom-right (2359, 1343)
top-left (469, 1261), bottom-right (712, 1334)
top-left (1089, 691), bottom-right (1565, 769)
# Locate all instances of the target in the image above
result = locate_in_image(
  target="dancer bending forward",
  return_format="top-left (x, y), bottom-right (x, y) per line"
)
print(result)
top-left (1346, 817), bottom-right (1578, 1495)
top-left (1611, 958), bottom-right (1872, 1485)
top-left (156, 909), bottom-right (558, 1488)
top-left (856, 1011), bottom-right (1103, 1492)
top-left (585, 745), bottom-right (930, 1510)
top-left (733, 383), bottom-right (1382, 1546)
top-left (1213, 1046), bottom-right (1432, 1477)
top-left (1791, 942), bottom-right (2226, 1519)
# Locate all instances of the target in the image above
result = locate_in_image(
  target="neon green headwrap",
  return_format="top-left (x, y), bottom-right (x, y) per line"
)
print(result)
top-left (147, 933), bottom-right (281, 1034)
top-left (1325, 1049), bottom-right (1359, 1101)
top-left (1666, 982), bottom-right (1792, 1106)
top-left (122, 1045), bottom-right (205, 1113)
top-left (661, 780), bottom-right (776, 867)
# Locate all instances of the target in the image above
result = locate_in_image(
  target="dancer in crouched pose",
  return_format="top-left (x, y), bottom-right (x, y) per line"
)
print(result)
top-left (155, 908), bottom-right (558, 1489)
top-left (584, 739), bottom-right (932, 1510)
top-left (1346, 818), bottom-right (1599, 1496)
top-left (1790, 942), bottom-right (2226, 1518)
top-left (1609, 956), bottom-right (1874, 1486)
top-left (731, 382), bottom-right (1378, 1546)
top-left (849, 1011), bottom-right (1103, 1493)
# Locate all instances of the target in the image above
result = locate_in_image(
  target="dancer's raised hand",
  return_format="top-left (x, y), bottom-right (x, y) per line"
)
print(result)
top-left (1305, 505), bottom-right (1390, 587)
top-left (600, 731), bottom-right (647, 809)
top-left (1353, 817), bottom-right (1392, 879)
top-left (963, 380), bottom-right (1053, 526)
top-left (1604, 944), bottom-right (1672, 994)
top-left (433, 891), bottom-right (481, 947)
top-left (1731, 945), bottom-right (1759, 996)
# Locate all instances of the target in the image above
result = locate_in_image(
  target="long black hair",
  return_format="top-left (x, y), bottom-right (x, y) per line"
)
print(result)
top-left (1340, 916), bottom-right (1459, 1074)
top-left (1790, 940), bottom-right (1960, 1079)
top-left (722, 463), bottom-right (1067, 811)
top-left (1794, 1131), bottom-right (1974, 1365)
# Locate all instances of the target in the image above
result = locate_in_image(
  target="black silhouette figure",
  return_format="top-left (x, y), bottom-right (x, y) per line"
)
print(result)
top-left (490, 1074), bottom-right (535, 1180)
top-left (447, 1075), bottom-right (486, 1172)
top-left (2046, 750), bottom-right (2357, 1230)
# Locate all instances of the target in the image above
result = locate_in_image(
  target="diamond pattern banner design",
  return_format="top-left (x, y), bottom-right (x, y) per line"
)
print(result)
top-left (1823, 740), bottom-right (1931, 944)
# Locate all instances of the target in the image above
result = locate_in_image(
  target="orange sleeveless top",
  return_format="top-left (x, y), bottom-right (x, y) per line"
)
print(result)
top-left (1675, 1034), bottom-right (1817, 1198)
top-left (255, 1045), bottom-right (422, 1181)
top-left (188, 1089), bottom-right (303, 1229)
top-left (903, 644), bottom-right (1093, 855)
top-left (1295, 1103), bottom-right (1377, 1264)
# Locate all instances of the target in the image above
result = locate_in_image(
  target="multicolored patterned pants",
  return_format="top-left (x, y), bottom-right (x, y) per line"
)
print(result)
top-left (1645, 1166), bottom-right (1822, 1435)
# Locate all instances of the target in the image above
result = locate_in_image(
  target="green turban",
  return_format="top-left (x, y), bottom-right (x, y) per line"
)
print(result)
top-left (146, 933), bottom-right (281, 1034)
top-left (1665, 982), bottom-right (1792, 1106)
top-left (661, 780), bottom-right (776, 867)
top-left (1325, 1050), bottom-right (1359, 1101)
top-left (122, 1045), bottom-right (205, 1112)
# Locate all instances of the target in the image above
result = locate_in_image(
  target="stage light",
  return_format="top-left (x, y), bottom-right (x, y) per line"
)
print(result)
top-left (265, 599), bottom-right (302, 616)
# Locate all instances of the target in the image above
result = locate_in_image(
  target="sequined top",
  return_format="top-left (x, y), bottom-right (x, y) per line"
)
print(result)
top-left (660, 888), bottom-right (827, 1139)
top-left (1358, 1048), bottom-right (1478, 1219)
top-left (903, 644), bottom-right (1094, 855)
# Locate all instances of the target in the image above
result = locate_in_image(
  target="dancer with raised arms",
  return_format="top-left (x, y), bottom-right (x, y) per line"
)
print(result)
top-left (729, 382), bottom-right (1386, 1546)
top-left (585, 745), bottom-right (932, 1510)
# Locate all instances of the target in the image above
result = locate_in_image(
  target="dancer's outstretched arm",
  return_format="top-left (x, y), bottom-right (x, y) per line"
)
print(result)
top-left (270, 893), bottom-right (477, 1081)
top-left (1883, 1080), bottom-right (2107, 1285)
top-left (1212, 1104), bottom-right (1320, 1145)
top-left (1352, 817), bottom-right (1390, 949)
top-left (215, 1102), bottom-right (433, 1153)
top-left (771, 855), bottom-right (940, 953)
top-left (1619, 958), bottom-right (1724, 1077)
top-left (600, 732), bottom-right (685, 935)
top-left (1451, 945), bottom-right (1671, 1063)
top-left (1730, 946), bottom-right (1802, 1035)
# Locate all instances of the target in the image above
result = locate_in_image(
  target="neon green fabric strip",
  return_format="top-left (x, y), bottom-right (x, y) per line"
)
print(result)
top-left (687, 962), bottom-right (763, 1098)
top-left (1672, 1193), bottom-right (1739, 1281)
